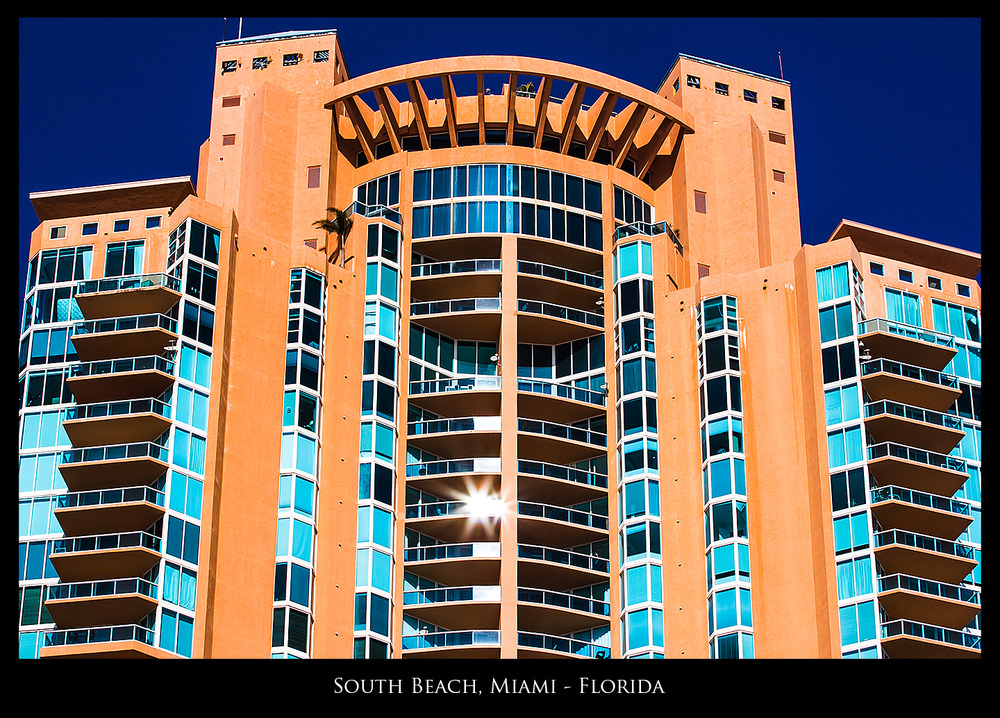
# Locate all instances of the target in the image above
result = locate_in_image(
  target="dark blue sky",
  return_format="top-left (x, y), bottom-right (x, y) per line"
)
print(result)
top-left (19, 17), bottom-right (981, 306)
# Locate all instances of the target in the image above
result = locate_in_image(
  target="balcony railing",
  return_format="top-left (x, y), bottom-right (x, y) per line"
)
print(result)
top-left (881, 619), bottom-right (980, 651)
top-left (517, 630), bottom-right (611, 658)
top-left (43, 623), bottom-right (156, 649)
top-left (517, 299), bottom-right (604, 328)
top-left (858, 318), bottom-right (956, 350)
top-left (517, 260), bottom-right (603, 290)
top-left (518, 587), bottom-right (610, 617)
top-left (612, 220), bottom-right (683, 255)
top-left (75, 273), bottom-right (181, 297)
top-left (65, 397), bottom-right (172, 422)
top-left (402, 629), bottom-right (500, 650)
top-left (405, 500), bottom-right (493, 520)
top-left (860, 358), bottom-right (959, 390)
top-left (873, 529), bottom-right (976, 561)
top-left (411, 297), bottom-right (501, 315)
top-left (517, 378), bottom-right (606, 407)
top-left (412, 259), bottom-right (501, 278)
top-left (864, 400), bottom-right (963, 432)
top-left (517, 501), bottom-right (609, 531)
top-left (61, 441), bottom-right (169, 467)
top-left (878, 573), bottom-right (981, 607)
top-left (403, 585), bottom-right (501, 606)
top-left (406, 457), bottom-right (501, 478)
top-left (870, 485), bottom-right (972, 518)
top-left (46, 576), bottom-right (158, 602)
top-left (73, 313), bottom-right (177, 337)
top-left (69, 355), bottom-right (175, 379)
top-left (867, 442), bottom-right (967, 475)
top-left (408, 416), bottom-right (501, 437)
top-left (518, 543), bottom-right (610, 573)
top-left (517, 418), bottom-right (606, 447)
top-left (517, 459), bottom-right (608, 489)
top-left (57, 485), bottom-right (166, 511)
top-left (410, 376), bottom-right (501, 397)
top-left (404, 542), bottom-right (501, 563)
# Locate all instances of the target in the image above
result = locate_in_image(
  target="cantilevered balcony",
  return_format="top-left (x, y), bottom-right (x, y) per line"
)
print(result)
top-left (401, 629), bottom-right (501, 658)
top-left (517, 543), bottom-right (610, 592)
top-left (517, 630), bottom-right (611, 658)
top-left (58, 441), bottom-right (169, 493)
top-left (40, 623), bottom-right (175, 659)
top-left (408, 376), bottom-right (501, 417)
top-left (73, 273), bottom-right (182, 320)
top-left (66, 355), bottom-right (175, 404)
top-left (870, 485), bottom-right (973, 541)
top-left (403, 541), bottom-right (501, 586)
top-left (405, 457), bottom-right (501, 499)
top-left (873, 529), bottom-right (978, 585)
top-left (877, 573), bottom-right (981, 630)
top-left (410, 259), bottom-right (501, 301)
top-left (516, 259), bottom-right (603, 311)
top-left (859, 358), bottom-right (962, 412)
top-left (516, 299), bottom-right (604, 345)
top-left (54, 485), bottom-right (166, 537)
top-left (402, 585), bottom-right (501, 630)
top-left (880, 619), bottom-right (980, 659)
top-left (410, 297), bottom-right (501, 341)
top-left (857, 318), bottom-right (957, 372)
top-left (517, 417), bottom-right (606, 465)
top-left (517, 501), bottom-right (609, 546)
top-left (405, 499), bottom-right (504, 543)
top-left (517, 587), bottom-right (611, 635)
top-left (62, 397), bottom-right (172, 448)
top-left (71, 314), bottom-right (177, 362)
top-left (407, 416), bottom-right (502, 458)
top-left (867, 442), bottom-right (968, 497)
top-left (43, 577), bottom-right (158, 629)
top-left (517, 378), bottom-right (606, 425)
top-left (517, 459), bottom-right (608, 506)
top-left (863, 400), bottom-right (965, 455)
top-left (47, 530), bottom-right (162, 584)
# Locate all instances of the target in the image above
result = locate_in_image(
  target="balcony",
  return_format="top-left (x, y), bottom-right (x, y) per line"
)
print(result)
top-left (66, 355), bottom-right (175, 404)
top-left (405, 457), bottom-right (501, 498)
top-left (403, 542), bottom-right (501, 586)
top-left (517, 587), bottom-right (611, 634)
top-left (71, 314), bottom-right (178, 362)
top-left (870, 485), bottom-right (973, 541)
top-left (517, 459), bottom-right (608, 506)
top-left (410, 259), bottom-right (501, 301)
top-left (517, 630), bottom-right (611, 659)
top-left (517, 378), bottom-right (606, 425)
top-left (877, 573), bottom-right (981, 630)
top-left (410, 297), bottom-right (501, 341)
top-left (58, 441), bottom-right (169, 492)
top-left (54, 485), bottom-right (166, 537)
top-left (402, 585), bottom-right (501, 629)
top-left (48, 530), bottom-right (162, 583)
top-left (43, 577), bottom-right (158, 629)
top-left (516, 260), bottom-right (603, 310)
top-left (880, 619), bottom-right (980, 659)
top-left (517, 501), bottom-right (609, 546)
top-left (863, 400), bottom-right (965, 455)
top-left (517, 543), bottom-right (610, 591)
top-left (73, 273), bottom-right (181, 320)
top-left (516, 299), bottom-right (604, 344)
top-left (405, 499), bottom-right (504, 543)
top-left (867, 442), bottom-right (968, 497)
top-left (518, 234), bottom-right (604, 276)
top-left (408, 376), bottom-right (501, 417)
top-left (859, 359), bottom-right (962, 412)
top-left (857, 318), bottom-right (957, 371)
top-left (873, 529), bottom-right (978, 585)
top-left (401, 629), bottom-right (501, 658)
top-left (39, 623), bottom-right (175, 659)
top-left (62, 397), bottom-right (172, 448)
top-left (407, 416), bottom-right (502, 458)
top-left (517, 417), bottom-right (606, 465)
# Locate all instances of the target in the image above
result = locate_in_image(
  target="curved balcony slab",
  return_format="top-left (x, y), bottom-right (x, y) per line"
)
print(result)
top-left (405, 501), bottom-right (504, 544)
top-left (517, 544), bottom-right (609, 592)
top-left (405, 458), bottom-right (501, 499)
top-left (401, 629), bottom-right (501, 658)
top-left (402, 585), bottom-right (501, 630)
top-left (58, 442), bottom-right (169, 492)
top-left (403, 542), bottom-right (501, 586)
top-left (877, 574), bottom-right (981, 630)
top-left (517, 630), bottom-right (611, 659)
top-left (39, 624), bottom-right (175, 659)
top-left (48, 531), bottom-right (162, 583)
top-left (62, 398), bottom-right (172, 447)
top-left (517, 501), bottom-right (608, 546)
top-left (517, 460), bottom-right (608, 506)
top-left (517, 588), bottom-right (610, 635)
top-left (71, 314), bottom-right (177, 362)
top-left (867, 442), bottom-right (967, 497)
top-left (43, 578), bottom-right (158, 629)
top-left (410, 259), bottom-right (501, 301)
top-left (408, 376), bottom-right (501, 416)
top-left (880, 619), bottom-right (980, 659)
top-left (410, 298), bottom-right (501, 341)
top-left (406, 416), bottom-right (502, 458)
top-left (863, 401), bottom-right (965, 455)
top-left (860, 359), bottom-right (962, 412)
top-left (517, 418), bottom-right (606, 465)
top-left (74, 274), bottom-right (182, 320)
top-left (54, 486), bottom-right (166, 537)
top-left (516, 299), bottom-right (604, 345)
top-left (858, 318), bottom-right (957, 372)
top-left (517, 378), bottom-right (606, 425)
top-left (873, 530), bottom-right (978, 585)
top-left (66, 356), bottom-right (175, 404)
top-left (870, 486), bottom-right (973, 541)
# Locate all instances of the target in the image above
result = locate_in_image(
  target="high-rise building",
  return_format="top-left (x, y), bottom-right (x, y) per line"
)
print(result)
top-left (18, 28), bottom-right (980, 660)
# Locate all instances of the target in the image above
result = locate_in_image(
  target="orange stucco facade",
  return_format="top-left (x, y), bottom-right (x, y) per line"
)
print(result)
top-left (19, 30), bottom-right (980, 661)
